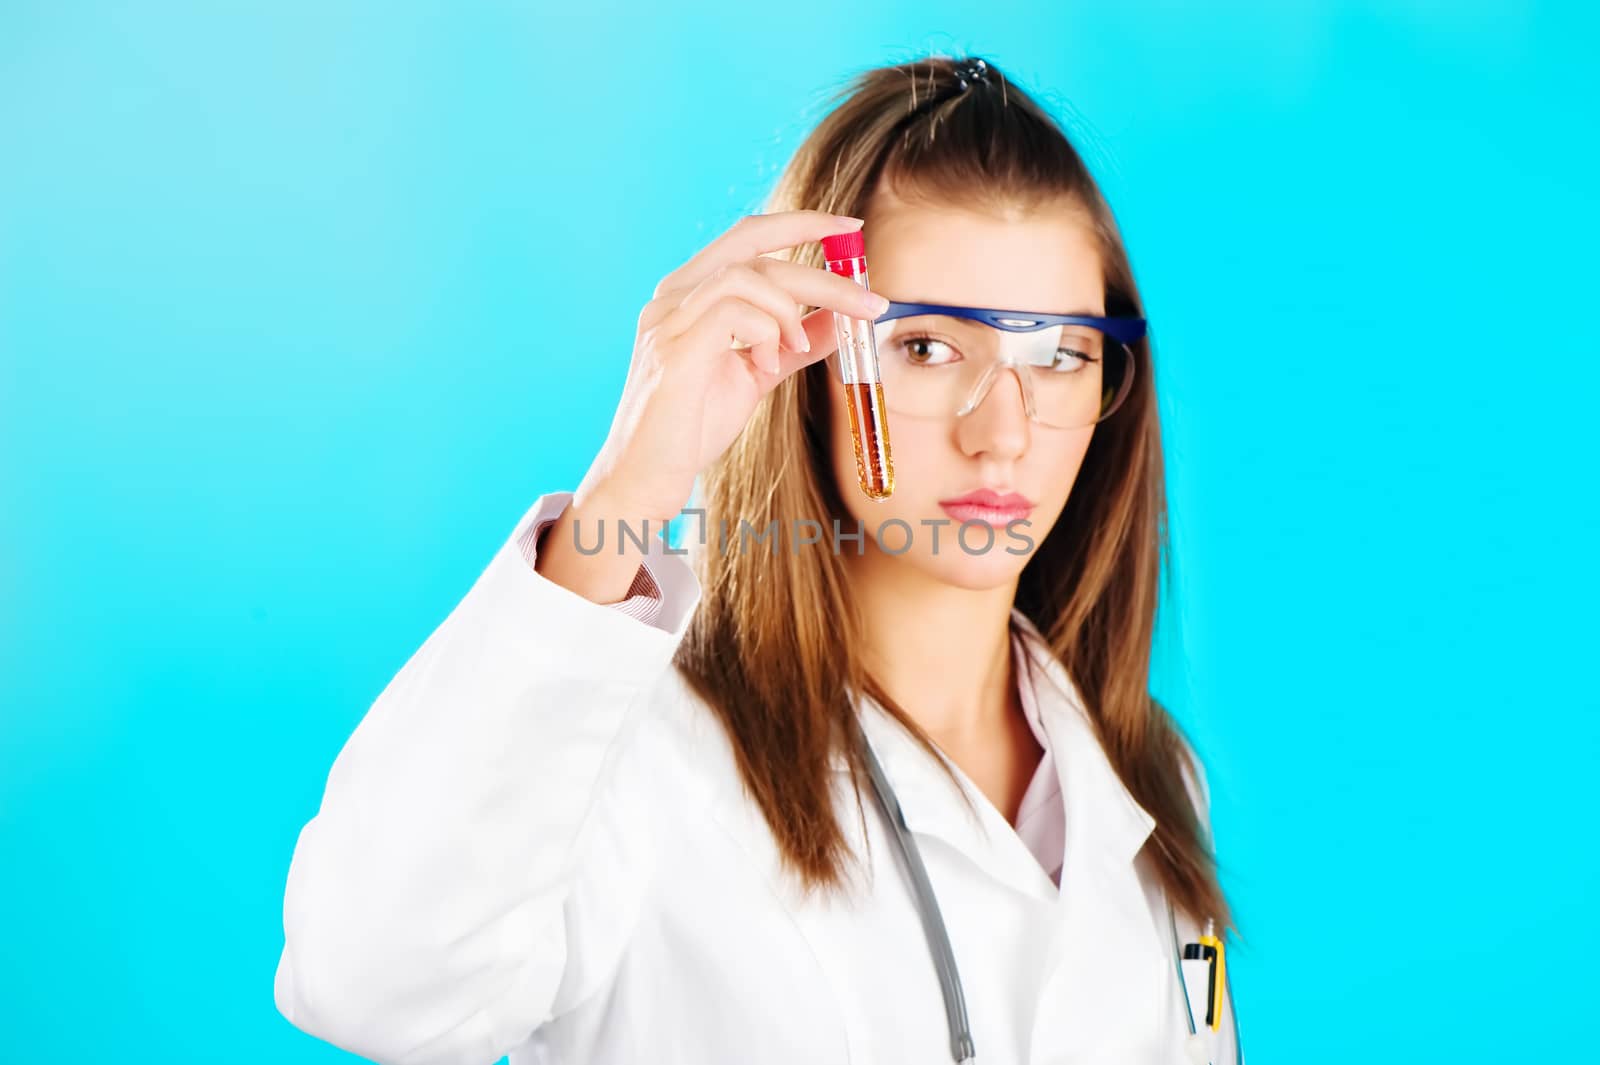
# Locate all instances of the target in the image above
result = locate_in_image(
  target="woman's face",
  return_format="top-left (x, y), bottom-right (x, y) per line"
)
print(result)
top-left (825, 187), bottom-right (1106, 592)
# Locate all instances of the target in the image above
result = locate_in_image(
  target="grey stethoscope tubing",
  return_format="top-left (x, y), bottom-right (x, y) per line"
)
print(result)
top-left (860, 731), bottom-right (1244, 1065)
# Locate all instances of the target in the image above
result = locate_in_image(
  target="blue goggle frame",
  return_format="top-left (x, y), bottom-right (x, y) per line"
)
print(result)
top-left (873, 300), bottom-right (1147, 345)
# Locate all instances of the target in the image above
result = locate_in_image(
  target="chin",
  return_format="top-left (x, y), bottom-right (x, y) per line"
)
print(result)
top-left (890, 539), bottom-right (1036, 592)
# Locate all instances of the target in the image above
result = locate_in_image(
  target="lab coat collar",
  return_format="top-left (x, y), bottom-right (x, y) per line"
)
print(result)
top-left (1008, 608), bottom-right (1157, 869)
top-left (832, 607), bottom-right (1156, 903)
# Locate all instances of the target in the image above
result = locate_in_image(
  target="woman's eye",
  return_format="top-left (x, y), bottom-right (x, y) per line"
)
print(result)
top-left (1049, 348), bottom-right (1098, 372)
top-left (901, 337), bottom-right (960, 366)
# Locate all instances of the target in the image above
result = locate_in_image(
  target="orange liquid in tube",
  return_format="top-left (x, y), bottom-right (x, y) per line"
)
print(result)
top-left (821, 230), bottom-right (894, 501)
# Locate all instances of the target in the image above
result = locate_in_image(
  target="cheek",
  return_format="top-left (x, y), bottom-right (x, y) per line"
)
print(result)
top-left (1030, 427), bottom-right (1095, 524)
top-left (1057, 428), bottom-right (1095, 487)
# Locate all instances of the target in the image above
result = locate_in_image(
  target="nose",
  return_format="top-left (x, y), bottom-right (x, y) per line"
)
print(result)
top-left (955, 363), bottom-right (1031, 459)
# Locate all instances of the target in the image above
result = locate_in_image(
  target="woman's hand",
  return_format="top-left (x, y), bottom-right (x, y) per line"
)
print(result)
top-left (577, 209), bottom-right (890, 524)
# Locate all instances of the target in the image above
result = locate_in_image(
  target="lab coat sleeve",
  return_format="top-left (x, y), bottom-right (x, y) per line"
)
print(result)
top-left (515, 505), bottom-right (667, 628)
top-left (273, 490), bottom-right (701, 1065)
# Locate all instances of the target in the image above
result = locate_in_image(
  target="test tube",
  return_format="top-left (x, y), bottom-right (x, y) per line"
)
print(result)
top-left (821, 230), bottom-right (894, 501)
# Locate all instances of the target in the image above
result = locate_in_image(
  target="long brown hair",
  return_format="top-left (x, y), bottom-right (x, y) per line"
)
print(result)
top-left (672, 54), bottom-right (1230, 930)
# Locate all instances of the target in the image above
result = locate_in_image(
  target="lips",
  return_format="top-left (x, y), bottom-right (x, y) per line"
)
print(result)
top-left (938, 488), bottom-right (1036, 526)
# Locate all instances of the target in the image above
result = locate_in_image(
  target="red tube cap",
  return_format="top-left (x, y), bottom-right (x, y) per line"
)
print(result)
top-left (821, 230), bottom-right (865, 261)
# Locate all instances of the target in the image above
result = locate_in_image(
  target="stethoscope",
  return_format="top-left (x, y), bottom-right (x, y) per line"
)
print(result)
top-left (858, 724), bottom-right (1245, 1064)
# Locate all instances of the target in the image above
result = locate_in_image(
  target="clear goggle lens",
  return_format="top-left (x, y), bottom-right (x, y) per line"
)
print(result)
top-left (872, 314), bottom-right (1135, 429)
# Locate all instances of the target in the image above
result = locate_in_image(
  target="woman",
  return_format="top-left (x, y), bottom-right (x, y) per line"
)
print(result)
top-left (274, 55), bottom-right (1240, 1064)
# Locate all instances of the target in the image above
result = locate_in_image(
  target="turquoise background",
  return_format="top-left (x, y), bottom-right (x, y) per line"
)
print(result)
top-left (3, 2), bottom-right (1595, 1061)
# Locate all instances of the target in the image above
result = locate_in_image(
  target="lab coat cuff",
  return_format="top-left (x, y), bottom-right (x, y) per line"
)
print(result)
top-left (496, 491), bottom-right (701, 679)
top-left (518, 511), bottom-right (667, 626)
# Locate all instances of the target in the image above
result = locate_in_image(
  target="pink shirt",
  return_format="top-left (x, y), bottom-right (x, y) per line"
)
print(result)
top-left (519, 512), bottom-right (1065, 888)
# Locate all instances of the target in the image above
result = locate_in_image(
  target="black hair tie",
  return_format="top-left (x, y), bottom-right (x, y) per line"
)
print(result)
top-left (953, 57), bottom-right (990, 92)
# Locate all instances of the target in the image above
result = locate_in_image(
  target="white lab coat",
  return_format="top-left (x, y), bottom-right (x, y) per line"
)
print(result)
top-left (274, 491), bottom-right (1240, 1065)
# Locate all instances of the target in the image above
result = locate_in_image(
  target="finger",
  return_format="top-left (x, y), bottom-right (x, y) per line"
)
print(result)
top-left (662, 263), bottom-right (813, 356)
top-left (678, 296), bottom-right (783, 377)
top-left (756, 256), bottom-right (892, 322)
top-left (663, 258), bottom-right (890, 358)
top-left (765, 306), bottom-right (843, 381)
top-left (654, 210), bottom-right (863, 299)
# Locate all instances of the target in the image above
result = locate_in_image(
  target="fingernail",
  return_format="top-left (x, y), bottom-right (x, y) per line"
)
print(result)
top-left (836, 215), bottom-right (865, 228)
top-left (867, 293), bottom-right (891, 316)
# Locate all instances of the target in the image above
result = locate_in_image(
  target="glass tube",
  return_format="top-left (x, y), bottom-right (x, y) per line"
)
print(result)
top-left (822, 231), bottom-right (894, 501)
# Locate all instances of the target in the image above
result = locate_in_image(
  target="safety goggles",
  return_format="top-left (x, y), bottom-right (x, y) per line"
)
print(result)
top-left (868, 300), bottom-right (1145, 430)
